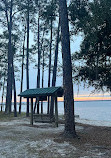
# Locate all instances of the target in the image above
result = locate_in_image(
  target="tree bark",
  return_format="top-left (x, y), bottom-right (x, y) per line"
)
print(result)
top-left (34, 13), bottom-right (40, 114)
top-left (26, 0), bottom-right (30, 117)
top-left (12, 61), bottom-right (17, 117)
top-left (47, 17), bottom-right (53, 114)
top-left (41, 30), bottom-right (45, 114)
top-left (19, 25), bottom-right (26, 114)
top-left (59, 0), bottom-right (76, 137)
top-left (37, 14), bottom-right (40, 114)
top-left (1, 77), bottom-right (5, 112)
top-left (41, 49), bottom-right (45, 114)
top-left (50, 21), bottom-right (60, 119)
top-left (6, 0), bottom-right (13, 114)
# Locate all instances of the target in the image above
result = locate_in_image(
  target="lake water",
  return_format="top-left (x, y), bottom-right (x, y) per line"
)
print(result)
top-left (1, 100), bottom-right (111, 126)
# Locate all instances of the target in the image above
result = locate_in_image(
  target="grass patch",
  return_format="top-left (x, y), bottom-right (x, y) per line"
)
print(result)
top-left (0, 112), bottom-right (26, 121)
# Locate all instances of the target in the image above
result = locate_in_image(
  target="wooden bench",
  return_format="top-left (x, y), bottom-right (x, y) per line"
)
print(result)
top-left (33, 114), bottom-right (55, 123)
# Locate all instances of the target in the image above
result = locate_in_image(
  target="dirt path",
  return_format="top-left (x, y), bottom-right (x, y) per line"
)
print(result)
top-left (0, 117), bottom-right (111, 158)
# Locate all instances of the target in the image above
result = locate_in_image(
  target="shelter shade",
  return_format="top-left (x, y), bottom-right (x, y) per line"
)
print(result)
top-left (18, 87), bottom-right (63, 100)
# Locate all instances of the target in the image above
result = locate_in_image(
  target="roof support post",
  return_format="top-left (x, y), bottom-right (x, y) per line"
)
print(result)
top-left (37, 97), bottom-right (39, 114)
top-left (55, 97), bottom-right (58, 127)
top-left (30, 98), bottom-right (33, 125)
top-left (50, 96), bottom-right (54, 120)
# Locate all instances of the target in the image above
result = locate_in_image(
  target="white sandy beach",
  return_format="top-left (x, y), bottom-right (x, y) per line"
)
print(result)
top-left (0, 116), bottom-right (111, 158)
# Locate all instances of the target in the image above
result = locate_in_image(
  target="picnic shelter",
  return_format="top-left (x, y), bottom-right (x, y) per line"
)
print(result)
top-left (19, 86), bottom-right (64, 127)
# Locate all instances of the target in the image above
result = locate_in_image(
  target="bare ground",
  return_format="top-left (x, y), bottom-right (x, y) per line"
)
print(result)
top-left (0, 116), bottom-right (111, 158)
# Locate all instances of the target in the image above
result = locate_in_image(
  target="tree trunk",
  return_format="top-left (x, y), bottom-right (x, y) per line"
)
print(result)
top-left (19, 25), bottom-right (26, 114)
top-left (41, 49), bottom-right (45, 114)
top-left (41, 30), bottom-right (45, 114)
top-left (34, 13), bottom-right (40, 114)
top-left (1, 77), bottom-right (5, 112)
top-left (50, 21), bottom-right (60, 119)
top-left (47, 17), bottom-right (53, 114)
top-left (37, 14), bottom-right (40, 114)
top-left (26, 0), bottom-right (30, 117)
top-left (12, 61), bottom-right (17, 117)
top-left (59, 0), bottom-right (76, 137)
top-left (6, 0), bottom-right (13, 114)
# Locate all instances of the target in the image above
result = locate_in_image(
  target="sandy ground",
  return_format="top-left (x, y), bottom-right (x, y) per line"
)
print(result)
top-left (0, 117), bottom-right (111, 158)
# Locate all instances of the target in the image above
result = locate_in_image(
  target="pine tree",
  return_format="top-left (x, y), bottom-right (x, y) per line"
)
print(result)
top-left (70, 0), bottom-right (111, 92)
top-left (59, 0), bottom-right (76, 137)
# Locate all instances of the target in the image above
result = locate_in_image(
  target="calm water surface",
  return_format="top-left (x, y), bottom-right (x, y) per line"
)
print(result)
top-left (2, 100), bottom-right (111, 122)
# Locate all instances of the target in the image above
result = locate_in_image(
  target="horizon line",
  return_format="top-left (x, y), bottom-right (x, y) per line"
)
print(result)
top-left (2, 96), bottom-right (111, 103)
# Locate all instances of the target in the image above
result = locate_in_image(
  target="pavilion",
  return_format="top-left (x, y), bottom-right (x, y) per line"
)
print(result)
top-left (18, 86), bottom-right (64, 127)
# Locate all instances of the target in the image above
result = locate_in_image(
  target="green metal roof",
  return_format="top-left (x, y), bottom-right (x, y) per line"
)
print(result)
top-left (18, 86), bottom-right (63, 98)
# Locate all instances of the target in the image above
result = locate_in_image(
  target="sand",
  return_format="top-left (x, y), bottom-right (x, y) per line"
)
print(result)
top-left (0, 116), bottom-right (111, 158)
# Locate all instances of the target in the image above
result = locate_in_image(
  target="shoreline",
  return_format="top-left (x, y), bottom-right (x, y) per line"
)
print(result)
top-left (1, 100), bottom-right (111, 105)
top-left (1, 111), bottom-right (111, 127)
top-left (76, 118), bottom-right (111, 127)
